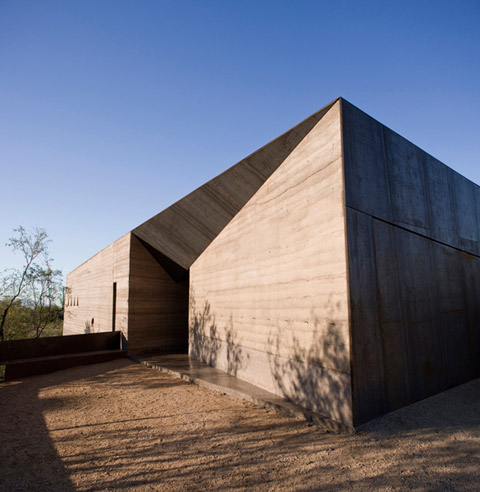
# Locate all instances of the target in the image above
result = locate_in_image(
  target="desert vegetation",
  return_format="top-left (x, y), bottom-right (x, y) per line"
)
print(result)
top-left (0, 226), bottom-right (63, 342)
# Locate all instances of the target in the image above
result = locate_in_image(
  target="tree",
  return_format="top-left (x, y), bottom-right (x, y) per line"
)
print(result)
top-left (0, 227), bottom-right (63, 341)
top-left (22, 262), bottom-right (63, 338)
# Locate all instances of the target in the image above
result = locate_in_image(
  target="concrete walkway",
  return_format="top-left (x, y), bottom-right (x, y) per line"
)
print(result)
top-left (131, 353), bottom-right (351, 433)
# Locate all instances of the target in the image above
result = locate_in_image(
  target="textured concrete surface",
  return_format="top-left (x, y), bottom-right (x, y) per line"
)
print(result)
top-left (132, 100), bottom-right (338, 270)
top-left (0, 332), bottom-right (121, 362)
top-left (64, 233), bottom-right (131, 338)
top-left (343, 100), bottom-right (480, 425)
top-left (189, 101), bottom-right (352, 426)
top-left (63, 97), bottom-right (480, 428)
top-left (64, 100), bottom-right (339, 354)
top-left (343, 99), bottom-right (480, 255)
top-left (128, 235), bottom-right (188, 352)
top-left (4, 349), bottom-right (126, 380)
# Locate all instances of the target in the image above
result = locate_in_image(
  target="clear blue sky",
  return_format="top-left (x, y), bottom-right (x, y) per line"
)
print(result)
top-left (1, 0), bottom-right (479, 278)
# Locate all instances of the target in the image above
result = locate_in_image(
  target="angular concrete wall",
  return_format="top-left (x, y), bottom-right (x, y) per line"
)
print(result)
top-left (64, 233), bottom-right (188, 353)
top-left (65, 100), bottom-right (339, 354)
top-left (132, 101), bottom-right (337, 270)
top-left (64, 97), bottom-right (479, 429)
top-left (189, 101), bottom-right (353, 426)
top-left (64, 233), bottom-right (131, 339)
top-left (342, 100), bottom-right (480, 426)
top-left (128, 234), bottom-right (188, 352)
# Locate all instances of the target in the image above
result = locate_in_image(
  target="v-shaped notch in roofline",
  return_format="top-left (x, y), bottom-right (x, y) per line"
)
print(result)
top-left (132, 98), bottom-right (341, 271)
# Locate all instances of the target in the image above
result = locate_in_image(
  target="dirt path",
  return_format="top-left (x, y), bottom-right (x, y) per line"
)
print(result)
top-left (1, 359), bottom-right (479, 491)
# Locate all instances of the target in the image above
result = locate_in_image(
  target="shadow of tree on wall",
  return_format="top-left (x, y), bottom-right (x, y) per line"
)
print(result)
top-left (267, 300), bottom-right (352, 426)
top-left (189, 289), bottom-right (350, 424)
top-left (189, 290), bottom-right (248, 377)
top-left (189, 296), bottom-right (220, 367)
top-left (83, 318), bottom-right (98, 335)
top-left (224, 315), bottom-right (247, 376)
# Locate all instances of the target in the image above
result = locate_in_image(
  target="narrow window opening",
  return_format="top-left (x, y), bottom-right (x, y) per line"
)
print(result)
top-left (112, 282), bottom-right (117, 331)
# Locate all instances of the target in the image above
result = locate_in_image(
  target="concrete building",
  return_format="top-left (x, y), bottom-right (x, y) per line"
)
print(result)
top-left (64, 98), bottom-right (480, 428)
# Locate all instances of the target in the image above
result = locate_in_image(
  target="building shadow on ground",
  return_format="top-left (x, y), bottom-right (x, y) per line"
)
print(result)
top-left (1, 358), bottom-right (480, 491)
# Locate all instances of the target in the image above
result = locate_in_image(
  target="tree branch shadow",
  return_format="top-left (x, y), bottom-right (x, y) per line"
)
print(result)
top-left (264, 297), bottom-right (352, 426)
top-left (189, 290), bottom-right (248, 377)
top-left (2, 359), bottom-right (479, 491)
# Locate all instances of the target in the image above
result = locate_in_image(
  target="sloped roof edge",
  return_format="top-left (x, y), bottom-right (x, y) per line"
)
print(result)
top-left (132, 98), bottom-right (341, 270)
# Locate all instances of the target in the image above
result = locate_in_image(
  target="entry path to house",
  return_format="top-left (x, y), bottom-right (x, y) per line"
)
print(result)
top-left (1, 359), bottom-right (479, 491)
top-left (133, 352), bottom-right (349, 433)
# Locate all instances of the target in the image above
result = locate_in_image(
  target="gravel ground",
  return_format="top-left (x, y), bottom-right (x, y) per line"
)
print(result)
top-left (1, 359), bottom-right (479, 491)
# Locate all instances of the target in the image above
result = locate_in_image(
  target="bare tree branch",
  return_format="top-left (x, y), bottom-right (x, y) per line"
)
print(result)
top-left (0, 227), bottom-right (61, 341)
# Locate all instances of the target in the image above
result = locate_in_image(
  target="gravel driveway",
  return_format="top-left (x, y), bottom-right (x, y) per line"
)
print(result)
top-left (1, 359), bottom-right (479, 491)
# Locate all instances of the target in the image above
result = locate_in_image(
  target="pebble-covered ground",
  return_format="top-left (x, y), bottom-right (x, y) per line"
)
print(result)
top-left (1, 359), bottom-right (479, 491)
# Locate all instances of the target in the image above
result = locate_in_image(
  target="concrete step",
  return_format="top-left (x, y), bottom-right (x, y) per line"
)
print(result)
top-left (133, 352), bottom-right (352, 434)
top-left (4, 349), bottom-right (127, 380)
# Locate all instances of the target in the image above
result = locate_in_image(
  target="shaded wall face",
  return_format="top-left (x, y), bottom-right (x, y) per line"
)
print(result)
top-left (343, 101), bottom-right (480, 252)
top-left (189, 102), bottom-right (353, 426)
top-left (63, 233), bottom-right (131, 339)
top-left (343, 100), bottom-right (480, 426)
top-left (127, 235), bottom-right (188, 352)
